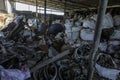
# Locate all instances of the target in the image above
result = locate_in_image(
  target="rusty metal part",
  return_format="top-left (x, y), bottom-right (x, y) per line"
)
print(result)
top-left (30, 50), bottom-right (70, 73)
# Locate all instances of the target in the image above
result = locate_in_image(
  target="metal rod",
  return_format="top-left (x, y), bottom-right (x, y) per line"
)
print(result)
top-left (30, 50), bottom-right (70, 73)
top-left (88, 0), bottom-right (108, 80)
top-left (44, 0), bottom-right (46, 23)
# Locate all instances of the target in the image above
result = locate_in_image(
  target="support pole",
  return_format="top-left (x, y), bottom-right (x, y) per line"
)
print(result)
top-left (35, 0), bottom-right (38, 29)
top-left (88, 0), bottom-right (108, 80)
top-left (44, 0), bottom-right (46, 23)
top-left (64, 0), bottom-right (66, 20)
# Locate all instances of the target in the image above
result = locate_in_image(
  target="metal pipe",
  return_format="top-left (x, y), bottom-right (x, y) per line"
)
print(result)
top-left (88, 0), bottom-right (108, 80)
top-left (31, 50), bottom-right (70, 73)
top-left (44, 0), bottom-right (46, 23)
top-left (35, 0), bottom-right (38, 29)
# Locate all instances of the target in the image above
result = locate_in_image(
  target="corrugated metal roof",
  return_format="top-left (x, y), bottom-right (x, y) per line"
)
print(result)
top-left (10, 0), bottom-right (120, 11)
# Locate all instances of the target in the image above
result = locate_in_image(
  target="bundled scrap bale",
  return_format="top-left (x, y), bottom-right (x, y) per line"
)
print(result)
top-left (95, 64), bottom-right (120, 80)
top-left (64, 19), bottom-right (82, 41)
top-left (94, 13), bottom-right (115, 41)
top-left (82, 18), bottom-right (96, 29)
top-left (64, 19), bottom-right (73, 30)
top-left (65, 27), bottom-right (81, 41)
top-left (95, 53), bottom-right (120, 80)
top-left (80, 13), bottom-right (114, 42)
top-left (103, 13), bottom-right (114, 28)
top-left (80, 16), bottom-right (96, 41)
top-left (90, 13), bottom-right (114, 29)
top-left (80, 29), bottom-right (95, 41)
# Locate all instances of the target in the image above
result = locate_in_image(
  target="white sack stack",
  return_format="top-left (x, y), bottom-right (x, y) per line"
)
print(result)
top-left (113, 15), bottom-right (120, 27)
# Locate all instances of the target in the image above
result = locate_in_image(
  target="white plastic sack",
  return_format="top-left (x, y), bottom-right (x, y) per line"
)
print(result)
top-left (28, 19), bottom-right (37, 28)
top-left (109, 41), bottom-right (120, 46)
top-left (54, 20), bottom-right (60, 24)
top-left (82, 19), bottom-right (96, 29)
top-left (65, 27), bottom-right (80, 40)
top-left (113, 15), bottom-right (120, 26)
top-left (65, 30), bottom-right (73, 40)
top-left (27, 19), bottom-right (33, 26)
top-left (72, 27), bottom-right (81, 40)
top-left (90, 13), bottom-right (113, 29)
top-left (80, 29), bottom-right (94, 41)
top-left (110, 30), bottom-right (120, 39)
top-left (95, 64), bottom-right (120, 80)
top-left (96, 53), bottom-right (120, 80)
top-left (99, 42), bottom-right (107, 52)
top-left (90, 14), bottom-right (97, 21)
top-left (103, 13), bottom-right (113, 28)
top-left (108, 41), bottom-right (120, 53)
top-left (64, 19), bottom-right (73, 30)
top-left (75, 21), bottom-right (81, 27)
top-left (0, 31), bottom-right (4, 37)
top-left (0, 66), bottom-right (31, 80)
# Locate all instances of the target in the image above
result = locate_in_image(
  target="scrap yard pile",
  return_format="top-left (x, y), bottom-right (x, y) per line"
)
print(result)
top-left (0, 12), bottom-right (120, 80)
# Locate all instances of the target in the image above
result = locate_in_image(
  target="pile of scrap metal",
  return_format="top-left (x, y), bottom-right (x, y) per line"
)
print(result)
top-left (0, 13), bottom-right (120, 80)
top-left (0, 15), bottom-right (72, 80)
top-left (64, 12), bottom-right (120, 80)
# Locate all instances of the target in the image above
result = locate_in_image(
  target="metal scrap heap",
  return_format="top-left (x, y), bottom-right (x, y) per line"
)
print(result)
top-left (0, 13), bottom-right (120, 80)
